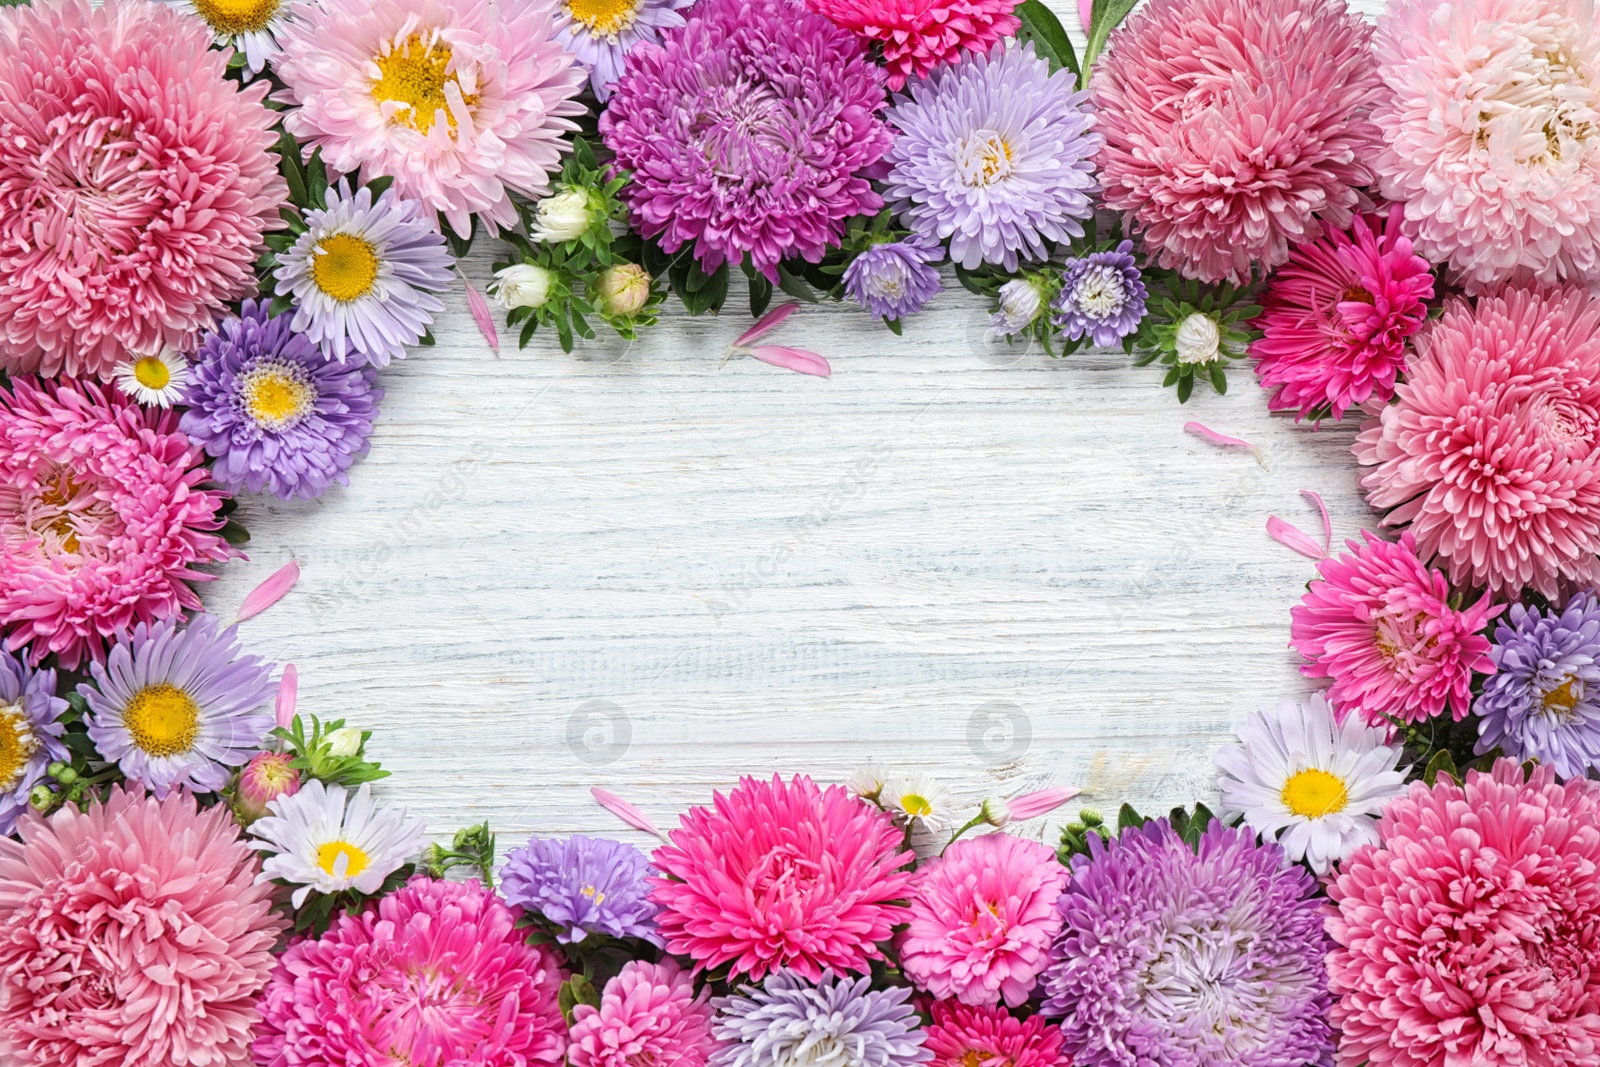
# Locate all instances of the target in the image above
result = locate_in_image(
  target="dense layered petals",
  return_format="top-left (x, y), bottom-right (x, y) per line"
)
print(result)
top-left (807, 0), bottom-right (1019, 89)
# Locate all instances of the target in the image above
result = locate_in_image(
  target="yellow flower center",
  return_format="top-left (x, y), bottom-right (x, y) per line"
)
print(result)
top-left (565, 0), bottom-right (641, 38)
top-left (30, 467), bottom-right (87, 555)
top-left (0, 702), bottom-right (41, 793)
top-left (311, 233), bottom-right (381, 303)
top-left (371, 35), bottom-right (478, 134)
top-left (899, 793), bottom-right (934, 818)
top-left (957, 129), bottom-right (1015, 187)
top-left (124, 683), bottom-right (201, 758)
top-left (580, 884), bottom-right (607, 905)
top-left (133, 356), bottom-right (171, 390)
top-left (317, 840), bottom-right (371, 879)
top-left (241, 361), bottom-right (316, 431)
top-left (191, 0), bottom-right (280, 35)
top-left (1542, 677), bottom-right (1582, 721)
top-left (1281, 768), bottom-right (1349, 819)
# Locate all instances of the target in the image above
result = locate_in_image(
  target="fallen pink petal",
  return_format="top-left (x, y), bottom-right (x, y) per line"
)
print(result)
top-left (733, 302), bottom-right (802, 348)
top-left (592, 786), bottom-right (667, 839)
top-left (749, 345), bottom-right (832, 377)
top-left (1266, 516), bottom-right (1329, 560)
top-left (275, 664), bottom-right (298, 730)
top-left (1008, 786), bottom-right (1080, 821)
top-left (1300, 489), bottom-right (1332, 555)
top-left (236, 559), bottom-right (300, 623)
top-left (460, 271), bottom-right (501, 355)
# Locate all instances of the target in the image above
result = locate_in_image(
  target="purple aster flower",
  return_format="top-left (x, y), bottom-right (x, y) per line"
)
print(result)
top-left (600, 0), bottom-right (891, 281)
top-left (500, 834), bottom-right (661, 944)
top-left (883, 43), bottom-right (1100, 272)
top-left (1052, 240), bottom-right (1148, 347)
top-left (554, 0), bottom-right (694, 101)
top-left (1041, 820), bottom-right (1333, 1067)
top-left (710, 970), bottom-right (930, 1067)
top-left (988, 278), bottom-right (1046, 340)
top-left (1474, 592), bottom-right (1600, 778)
top-left (843, 239), bottom-right (944, 321)
top-left (180, 301), bottom-right (381, 502)
top-left (0, 651), bottom-right (68, 837)
top-left (81, 615), bottom-right (277, 798)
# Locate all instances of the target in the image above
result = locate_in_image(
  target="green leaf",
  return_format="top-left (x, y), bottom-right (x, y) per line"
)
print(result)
top-left (1014, 0), bottom-right (1080, 83)
top-left (276, 129), bottom-right (308, 207)
top-left (364, 175), bottom-right (395, 200)
top-left (1423, 748), bottom-right (1459, 787)
top-left (418, 329), bottom-right (436, 347)
top-left (306, 148), bottom-right (328, 210)
top-left (884, 317), bottom-right (903, 336)
top-left (747, 270), bottom-right (774, 319)
top-left (519, 318), bottom-right (539, 349)
top-left (1116, 803), bottom-right (1147, 834)
top-left (1209, 363), bottom-right (1228, 394)
top-left (1084, 0), bottom-right (1140, 69)
top-left (220, 519), bottom-right (251, 546)
top-left (775, 263), bottom-right (820, 304)
top-left (1176, 374), bottom-right (1194, 403)
top-left (557, 975), bottom-right (601, 1027)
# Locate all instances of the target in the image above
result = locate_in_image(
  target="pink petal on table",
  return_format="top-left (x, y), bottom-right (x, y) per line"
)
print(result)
top-left (749, 345), bottom-right (832, 378)
top-left (460, 271), bottom-right (500, 355)
top-left (1079, 0), bottom-right (1093, 33)
top-left (592, 787), bottom-right (666, 839)
top-left (1301, 489), bottom-right (1332, 555)
top-left (733, 302), bottom-right (801, 348)
top-left (1183, 421), bottom-right (1255, 450)
top-left (275, 664), bottom-right (298, 730)
top-left (1009, 786), bottom-right (1080, 821)
top-left (236, 559), bottom-right (299, 623)
top-left (1267, 516), bottom-right (1330, 560)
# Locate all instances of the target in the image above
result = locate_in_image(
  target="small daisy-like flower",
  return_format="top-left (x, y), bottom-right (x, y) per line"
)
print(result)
top-left (847, 764), bottom-right (889, 802)
top-left (1214, 692), bottom-right (1409, 874)
top-left (0, 651), bottom-right (67, 838)
top-left (158, 0), bottom-right (300, 74)
top-left (554, 0), bottom-right (694, 101)
top-left (1051, 241), bottom-right (1148, 348)
top-left (1474, 592), bottom-right (1600, 778)
top-left (276, 183), bottom-right (453, 367)
top-left (111, 349), bottom-right (190, 408)
top-left (880, 772), bottom-right (951, 833)
top-left (250, 778), bottom-right (426, 907)
top-left (82, 614), bottom-right (277, 798)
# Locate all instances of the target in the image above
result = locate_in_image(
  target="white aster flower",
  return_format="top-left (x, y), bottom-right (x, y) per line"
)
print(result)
top-left (1174, 311), bottom-right (1223, 364)
top-left (250, 779), bottom-right (426, 907)
top-left (879, 772), bottom-right (951, 833)
top-left (159, 0), bottom-right (300, 76)
top-left (492, 263), bottom-right (556, 310)
top-left (847, 764), bottom-right (888, 802)
top-left (987, 278), bottom-right (1044, 340)
top-left (1214, 692), bottom-right (1409, 874)
top-left (530, 188), bottom-right (596, 243)
top-left (111, 349), bottom-right (190, 408)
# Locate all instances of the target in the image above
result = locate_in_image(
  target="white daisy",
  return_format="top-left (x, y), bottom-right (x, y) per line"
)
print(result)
top-left (159, 0), bottom-right (300, 76)
top-left (1214, 692), bottom-right (1409, 874)
top-left (250, 779), bottom-right (426, 907)
top-left (879, 771), bottom-right (952, 834)
top-left (846, 764), bottom-right (888, 802)
top-left (111, 349), bottom-right (190, 408)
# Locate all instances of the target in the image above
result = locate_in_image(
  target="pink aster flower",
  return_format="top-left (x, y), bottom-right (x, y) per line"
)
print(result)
top-left (273, 0), bottom-right (587, 237)
top-left (899, 832), bottom-right (1067, 1008)
top-left (0, 0), bottom-right (286, 380)
top-left (253, 876), bottom-right (569, 1067)
top-left (1371, 0), bottom-right (1600, 292)
top-left (0, 786), bottom-right (283, 1067)
top-left (1327, 759), bottom-right (1600, 1067)
top-left (1290, 531), bottom-right (1498, 727)
top-left (650, 774), bottom-right (914, 981)
top-left (1355, 285), bottom-right (1600, 598)
top-left (1252, 207), bottom-right (1436, 421)
top-left (0, 379), bottom-right (235, 670)
top-left (924, 1001), bottom-right (1070, 1067)
top-left (1091, 0), bottom-right (1384, 284)
top-left (570, 960), bottom-right (721, 1067)
top-left (807, 0), bottom-right (1020, 90)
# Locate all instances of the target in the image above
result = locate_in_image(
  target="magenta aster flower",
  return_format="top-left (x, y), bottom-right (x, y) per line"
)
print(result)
top-left (1251, 207), bottom-right (1435, 420)
top-left (1290, 532), bottom-right (1498, 728)
top-left (924, 1002), bottom-right (1069, 1067)
top-left (601, 0), bottom-right (891, 282)
top-left (1092, 0), bottom-right (1384, 284)
top-left (807, 0), bottom-right (1020, 90)
top-left (569, 960), bottom-right (720, 1067)
top-left (650, 774), bottom-right (913, 981)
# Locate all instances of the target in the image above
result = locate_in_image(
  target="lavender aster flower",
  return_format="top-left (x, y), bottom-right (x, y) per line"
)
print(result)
top-left (883, 43), bottom-right (1100, 271)
top-left (711, 970), bottom-right (930, 1067)
top-left (0, 651), bottom-right (67, 836)
top-left (1474, 592), bottom-right (1600, 778)
top-left (843, 240), bottom-right (944, 321)
top-left (500, 834), bottom-right (661, 944)
top-left (1052, 240), bottom-right (1148, 347)
top-left (600, 0), bottom-right (891, 281)
top-left (1041, 820), bottom-right (1333, 1067)
top-left (82, 615), bottom-right (276, 798)
top-left (554, 0), bottom-right (693, 100)
top-left (180, 301), bottom-right (381, 502)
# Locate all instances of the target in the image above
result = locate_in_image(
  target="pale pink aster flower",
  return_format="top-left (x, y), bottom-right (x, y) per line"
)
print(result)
top-left (273, 0), bottom-right (587, 237)
top-left (570, 960), bottom-right (721, 1067)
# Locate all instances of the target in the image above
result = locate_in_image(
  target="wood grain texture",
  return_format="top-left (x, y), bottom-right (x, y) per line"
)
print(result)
top-left (199, 0), bottom-right (1391, 847)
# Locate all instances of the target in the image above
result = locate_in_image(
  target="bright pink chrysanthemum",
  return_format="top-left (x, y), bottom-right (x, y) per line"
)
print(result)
top-left (570, 960), bottom-right (721, 1067)
top-left (1252, 207), bottom-right (1436, 421)
top-left (0, 378), bottom-right (235, 670)
top-left (806, 0), bottom-right (1019, 90)
top-left (0, 0), bottom-right (285, 380)
top-left (1327, 760), bottom-right (1600, 1067)
top-left (650, 774), bottom-right (914, 981)
top-left (0, 786), bottom-right (283, 1067)
top-left (274, 0), bottom-right (586, 237)
top-left (1290, 532), bottom-right (1498, 727)
top-left (899, 832), bottom-right (1066, 1008)
top-left (1355, 285), bottom-right (1600, 597)
top-left (1091, 0), bottom-right (1384, 284)
top-left (253, 877), bottom-right (570, 1067)
top-left (924, 1001), bottom-right (1070, 1067)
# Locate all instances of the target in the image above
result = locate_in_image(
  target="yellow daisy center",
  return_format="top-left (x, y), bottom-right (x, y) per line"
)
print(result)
top-left (899, 793), bottom-right (934, 817)
top-left (580, 884), bottom-right (607, 905)
top-left (1542, 677), bottom-right (1582, 721)
top-left (191, 0), bottom-right (280, 35)
top-left (133, 356), bottom-right (171, 390)
top-left (371, 35), bottom-right (478, 134)
top-left (241, 361), bottom-right (316, 431)
top-left (317, 840), bottom-right (371, 879)
top-left (1281, 768), bottom-right (1349, 819)
top-left (311, 233), bottom-right (381, 303)
top-left (124, 683), bottom-right (201, 758)
top-left (566, 0), bottom-right (641, 38)
top-left (0, 702), bottom-right (41, 793)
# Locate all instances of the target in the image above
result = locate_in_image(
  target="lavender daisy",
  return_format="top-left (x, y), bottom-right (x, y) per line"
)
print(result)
top-left (499, 834), bottom-right (661, 943)
top-left (180, 301), bottom-right (382, 501)
top-left (0, 651), bottom-right (67, 836)
top-left (1052, 240), bottom-right (1148, 347)
top-left (711, 970), bottom-right (930, 1067)
top-left (1041, 820), bottom-right (1333, 1067)
top-left (82, 615), bottom-right (277, 798)
top-left (1474, 592), bottom-right (1600, 778)
top-left (843, 239), bottom-right (944, 321)
top-left (276, 182), bottom-right (453, 367)
top-left (554, 0), bottom-right (694, 100)
top-left (883, 43), bottom-right (1100, 271)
